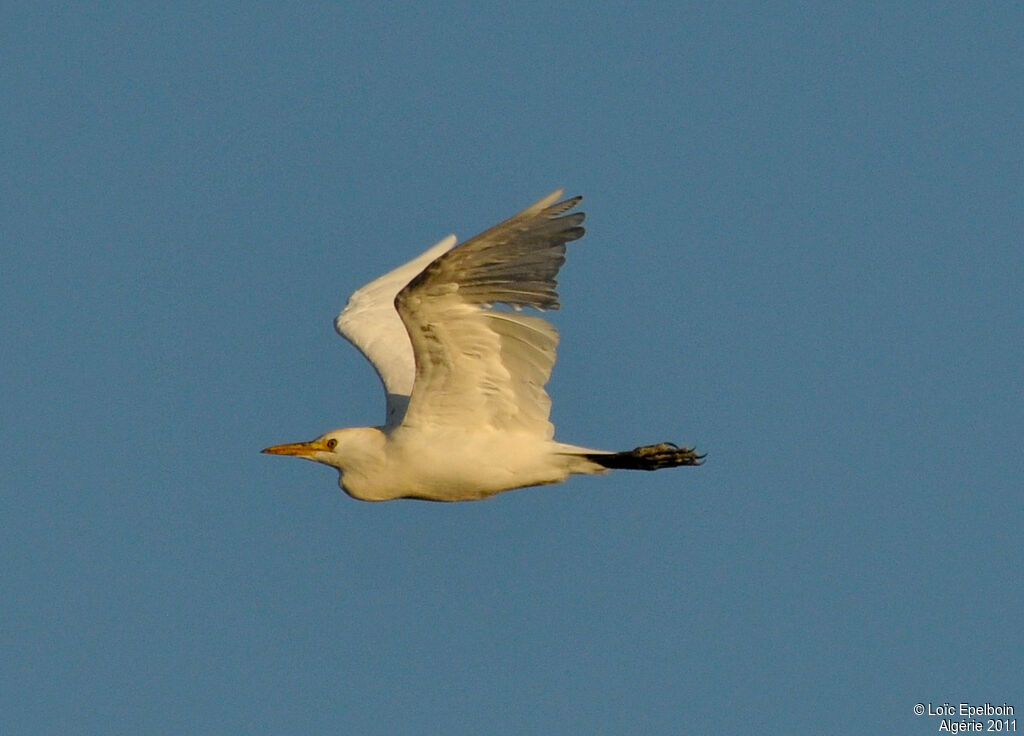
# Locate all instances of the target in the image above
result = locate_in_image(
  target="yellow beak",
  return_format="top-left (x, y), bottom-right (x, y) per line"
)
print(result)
top-left (261, 439), bottom-right (332, 457)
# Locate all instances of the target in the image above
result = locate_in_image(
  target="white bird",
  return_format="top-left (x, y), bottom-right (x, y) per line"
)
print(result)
top-left (262, 191), bottom-right (704, 501)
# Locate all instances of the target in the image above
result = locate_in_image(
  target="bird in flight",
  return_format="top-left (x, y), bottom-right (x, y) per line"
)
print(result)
top-left (263, 190), bottom-right (704, 501)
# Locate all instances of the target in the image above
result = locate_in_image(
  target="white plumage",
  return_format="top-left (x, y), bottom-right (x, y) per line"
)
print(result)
top-left (263, 191), bottom-right (703, 501)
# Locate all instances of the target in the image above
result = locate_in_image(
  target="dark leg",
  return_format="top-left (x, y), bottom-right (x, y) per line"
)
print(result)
top-left (586, 442), bottom-right (705, 471)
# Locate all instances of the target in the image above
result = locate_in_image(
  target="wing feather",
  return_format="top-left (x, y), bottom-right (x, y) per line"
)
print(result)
top-left (395, 191), bottom-right (584, 435)
top-left (334, 234), bottom-right (457, 426)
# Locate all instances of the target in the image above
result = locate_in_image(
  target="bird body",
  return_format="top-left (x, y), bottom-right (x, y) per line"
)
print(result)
top-left (263, 191), bottom-right (703, 501)
top-left (273, 427), bottom-right (606, 502)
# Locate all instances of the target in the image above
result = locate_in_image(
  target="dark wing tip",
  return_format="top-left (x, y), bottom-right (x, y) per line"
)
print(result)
top-left (397, 192), bottom-right (588, 312)
top-left (545, 194), bottom-right (583, 216)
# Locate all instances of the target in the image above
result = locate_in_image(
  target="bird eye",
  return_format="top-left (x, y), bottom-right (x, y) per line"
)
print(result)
top-left (326, 438), bottom-right (337, 450)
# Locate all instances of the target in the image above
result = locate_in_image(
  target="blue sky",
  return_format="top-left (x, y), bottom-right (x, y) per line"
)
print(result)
top-left (3, 2), bottom-right (1021, 733)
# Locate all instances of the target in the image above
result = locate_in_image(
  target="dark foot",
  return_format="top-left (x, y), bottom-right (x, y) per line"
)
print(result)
top-left (587, 442), bottom-right (706, 471)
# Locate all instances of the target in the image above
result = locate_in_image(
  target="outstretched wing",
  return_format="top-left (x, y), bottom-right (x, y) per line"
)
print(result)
top-left (395, 190), bottom-right (585, 437)
top-left (335, 234), bottom-right (457, 426)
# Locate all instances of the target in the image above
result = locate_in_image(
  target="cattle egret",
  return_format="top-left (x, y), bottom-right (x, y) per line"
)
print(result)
top-left (263, 191), bottom-right (704, 501)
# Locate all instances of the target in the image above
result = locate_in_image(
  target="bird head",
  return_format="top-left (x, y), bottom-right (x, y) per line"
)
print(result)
top-left (261, 430), bottom-right (346, 467)
top-left (261, 427), bottom-right (385, 473)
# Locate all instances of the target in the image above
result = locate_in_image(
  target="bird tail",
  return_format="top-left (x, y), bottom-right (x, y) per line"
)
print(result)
top-left (582, 442), bottom-right (705, 471)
